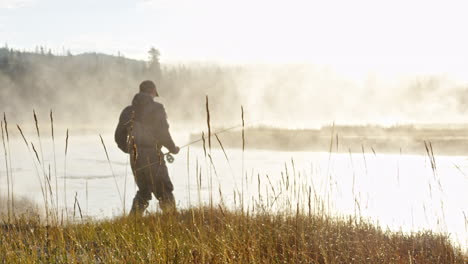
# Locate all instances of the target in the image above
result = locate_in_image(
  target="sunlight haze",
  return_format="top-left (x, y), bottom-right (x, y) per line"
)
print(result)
top-left (2, 0), bottom-right (468, 80)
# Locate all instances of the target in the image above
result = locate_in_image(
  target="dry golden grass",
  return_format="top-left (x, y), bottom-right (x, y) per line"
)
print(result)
top-left (0, 207), bottom-right (466, 263)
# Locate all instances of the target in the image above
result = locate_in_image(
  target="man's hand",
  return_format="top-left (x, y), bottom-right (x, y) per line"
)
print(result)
top-left (171, 146), bottom-right (180, 154)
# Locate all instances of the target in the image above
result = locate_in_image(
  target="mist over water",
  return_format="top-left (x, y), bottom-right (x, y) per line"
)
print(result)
top-left (2, 50), bottom-right (468, 132)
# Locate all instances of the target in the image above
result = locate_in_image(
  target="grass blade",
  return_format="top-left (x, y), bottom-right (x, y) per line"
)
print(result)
top-left (99, 134), bottom-right (123, 210)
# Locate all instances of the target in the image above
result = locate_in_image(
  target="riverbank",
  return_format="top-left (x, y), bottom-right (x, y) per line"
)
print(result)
top-left (1, 207), bottom-right (466, 263)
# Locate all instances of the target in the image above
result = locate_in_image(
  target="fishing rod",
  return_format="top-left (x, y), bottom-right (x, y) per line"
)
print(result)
top-left (134, 123), bottom-right (246, 171)
top-left (163, 123), bottom-right (244, 163)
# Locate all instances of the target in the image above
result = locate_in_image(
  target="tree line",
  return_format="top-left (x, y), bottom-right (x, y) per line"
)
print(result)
top-left (0, 46), bottom-right (244, 127)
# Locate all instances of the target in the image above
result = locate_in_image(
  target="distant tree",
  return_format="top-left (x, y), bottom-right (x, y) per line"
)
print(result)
top-left (147, 47), bottom-right (161, 80)
top-left (148, 47), bottom-right (160, 64)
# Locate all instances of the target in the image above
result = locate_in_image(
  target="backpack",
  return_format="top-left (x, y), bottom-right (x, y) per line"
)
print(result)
top-left (115, 106), bottom-right (134, 153)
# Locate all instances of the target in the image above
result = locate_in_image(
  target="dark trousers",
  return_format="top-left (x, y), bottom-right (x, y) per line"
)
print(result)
top-left (129, 147), bottom-right (175, 216)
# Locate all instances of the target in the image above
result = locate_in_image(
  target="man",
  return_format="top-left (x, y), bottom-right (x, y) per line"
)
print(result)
top-left (115, 80), bottom-right (180, 216)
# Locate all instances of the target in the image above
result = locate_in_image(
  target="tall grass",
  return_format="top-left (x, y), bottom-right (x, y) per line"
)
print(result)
top-left (16, 124), bottom-right (47, 219)
top-left (99, 134), bottom-right (124, 212)
top-left (64, 128), bottom-right (69, 221)
top-left (241, 106), bottom-right (245, 213)
top-left (0, 109), bottom-right (466, 263)
top-left (6, 115), bottom-right (15, 219)
top-left (1, 119), bottom-right (11, 222)
top-left (1, 207), bottom-right (466, 263)
top-left (50, 110), bottom-right (59, 222)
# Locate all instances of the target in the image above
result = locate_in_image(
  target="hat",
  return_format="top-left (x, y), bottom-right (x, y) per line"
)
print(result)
top-left (139, 80), bottom-right (158, 96)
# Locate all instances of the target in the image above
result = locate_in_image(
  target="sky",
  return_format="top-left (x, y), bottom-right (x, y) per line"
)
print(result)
top-left (2, 0), bottom-right (468, 80)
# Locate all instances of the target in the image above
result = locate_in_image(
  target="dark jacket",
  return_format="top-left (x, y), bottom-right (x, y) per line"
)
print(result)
top-left (115, 92), bottom-right (177, 153)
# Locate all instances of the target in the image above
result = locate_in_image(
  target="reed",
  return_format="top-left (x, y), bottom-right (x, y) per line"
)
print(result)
top-left (241, 106), bottom-right (245, 212)
top-left (99, 134), bottom-right (123, 210)
top-left (205, 96), bottom-right (213, 209)
top-left (64, 128), bottom-right (68, 220)
top-left (1, 120), bottom-right (11, 222)
top-left (73, 192), bottom-right (83, 220)
top-left (4, 114), bottom-right (14, 219)
top-left (50, 110), bottom-right (59, 221)
top-left (206, 95), bottom-right (211, 152)
top-left (215, 134), bottom-right (230, 165)
top-left (187, 146), bottom-right (191, 207)
top-left (33, 111), bottom-right (49, 211)
top-left (16, 124), bottom-right (47, 219)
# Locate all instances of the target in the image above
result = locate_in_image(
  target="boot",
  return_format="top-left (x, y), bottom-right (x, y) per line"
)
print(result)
top-left (130, 196), bottom-right (149, 217)
top-left (159, 192), bottom-right (176, 214)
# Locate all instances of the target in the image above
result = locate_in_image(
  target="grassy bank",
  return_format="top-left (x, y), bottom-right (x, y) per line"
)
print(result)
top-left (1, 207), bottom-right (466, 263)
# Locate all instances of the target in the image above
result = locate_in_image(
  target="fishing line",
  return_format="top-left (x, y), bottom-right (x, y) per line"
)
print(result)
top-left (163, 124), bottom-right (244, 163)
top-left (135, 122), bottom-right (254, 171)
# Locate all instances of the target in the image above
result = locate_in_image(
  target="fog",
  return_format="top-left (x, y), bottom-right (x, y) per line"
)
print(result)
top-left (1, 48), bottom-right (468, 134)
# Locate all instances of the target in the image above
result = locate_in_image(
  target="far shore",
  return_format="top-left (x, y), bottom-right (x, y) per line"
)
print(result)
top-left (189, 124), bottom-right (468, 156)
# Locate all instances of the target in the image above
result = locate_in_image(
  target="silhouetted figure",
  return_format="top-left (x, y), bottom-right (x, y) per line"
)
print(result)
top-left (115, 80), bottom-right (179, 216)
